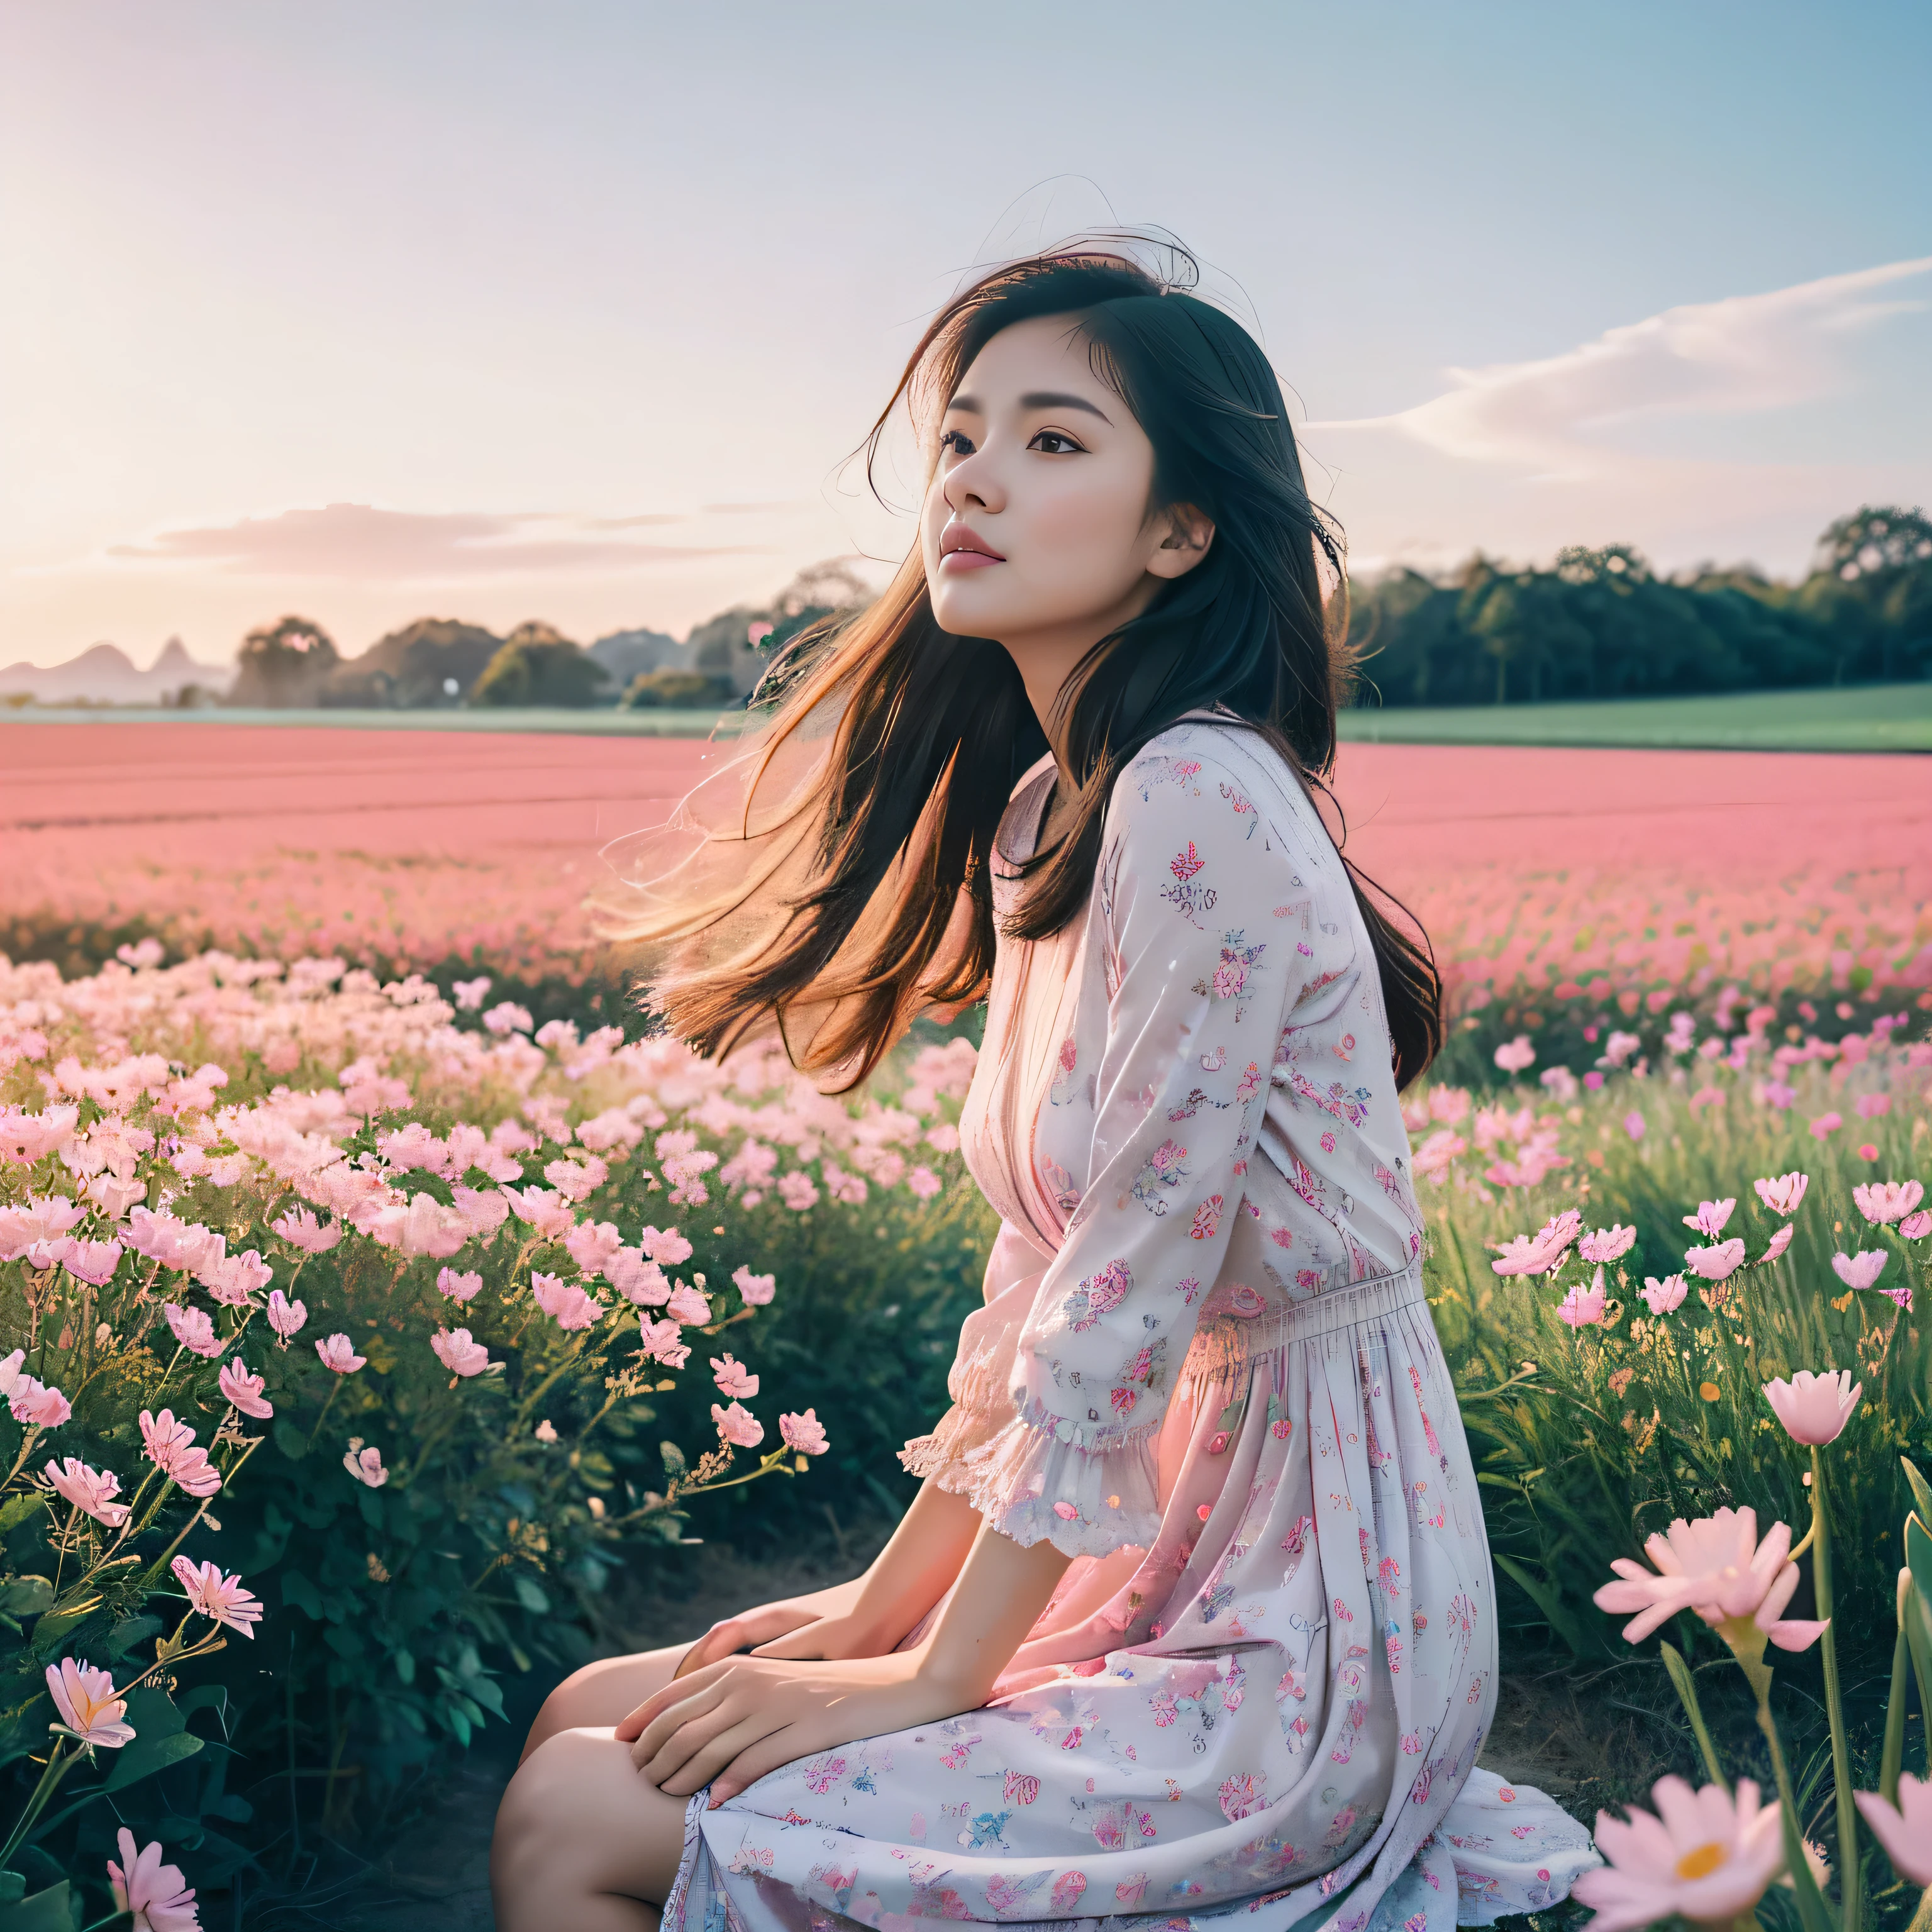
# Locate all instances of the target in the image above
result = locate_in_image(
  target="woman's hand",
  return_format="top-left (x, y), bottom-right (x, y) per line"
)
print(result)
top-left (618, 1650), bottom-right (974, 1804)
top-left (672, 1576), bottom-right (867, 1679)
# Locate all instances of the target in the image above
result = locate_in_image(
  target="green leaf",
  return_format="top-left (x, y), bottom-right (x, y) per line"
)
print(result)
top-left (0, 1579), bottom-right (53, 1620)
top-left (512, 1575), bottom-right (550, 1615)
top-left (1905, 1455), bottom-right (1932, 1536)
top-left (1906, 1511), bottom-right (1932, 1611)
top-left (104, 1614), bottom-right (162, 1660)
top-left (1492, 1552), bottom-right (1599, 1660)
top-left (280, 1570), bottom-right (323, 1619)
top-left (103, 1686), bottom-right (204, 1792)
top-left (0, 1495), bottom-right (47, 1538)
top-left (0, 1880), bottom-right (74, 1932)
top-left (272, 1418), bottom-right (310, 1461)
top-left (660, 1440), bottom-right (687, 1478)
top-left (27, 1606), bottom-right (93, 1656)
top-left (0, 1877), bottom-right (21, 1907)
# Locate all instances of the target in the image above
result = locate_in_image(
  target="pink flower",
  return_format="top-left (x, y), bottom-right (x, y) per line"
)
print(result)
top-left (0, 1192), bottom-right (86, 1262)
top-left (1623, 1110), bottom-right (1646, 1141)
top-left (1854, 1772), bottom-right (1932, 1885)
top-left (436, 1267), bottom-right (482, 1302)
top-left (638, 1318), bottom-right (691, 1368)
top-left (1683, 1236), bottom-right (1745, 1282)
top-left (108, 1824), bottom-right (199, 1931)
top-left (1753, 1171), bottom-right (1808, 1216)
top-left (314, 1333), bottom-right (367, 1374)
top-left (777, 1171), bottom-right (819, 1211)
top-left (1853, 1179), bottom-right (1924, 1225)
top-left (712, 1401), bottom-right (763, 1448)
top-left (605, 1248), bottom-right (669, 1305)
top-left (1571, 1775), bottom-right (1784, 1932)
top-left (0, 1102), bottom-right (79, 1165)
top-left (218, 1358), bottom-right (273, 1419)
top-left (170, 1556), bottom-right (262, 1638)
top-left (266, 1289), bottom-right (307, 1345)
top-left (196, 1246), bottom-right (273, 1307)
top-left (563, 1217), bottom-right (624, 1276)
top-left (780, 1409), bottom-right (829, 1455)
top-left (545, 1154), bottom-right (608, 1202)
top-left (638, 1225), bottom-right (694, 1265)
top-left (1646, 1267), bottom-right (1692, 1313)
top-left (139, 1409), bottom-right (221, 1497)
top-left (482, 1001), bottom-right (533, 1035)
top-left (45, 1457), bottom-right (130, 1528)
top-left (1855, 1091), bottom-right (1891, 1120)
top-left (1492, 1035), bottom-right (1536, 1074)
top-left (452, 974), bottom-right (492, 1010)
top-left (270, 1206), bottom-right (341, 1254)
top-left (731, 1264), bottom-right (776, 1306)
top-left (9, 1376), bottom-right (72, 1429)
top-left (908, 1166), bottom-right (942, 1201)
top-left (47, 1657), bottom-right (135, 1748)
top-left (667, 1284), bottom-right (711, 1325)
top-left (342, 1439), bottom-right (388, 1487)
top-left (1682, 1198), bottom-right (1735, 1238)
top-left (1593, 1505), bottom-right (1828, 1652)
top-left (1831, 1248), bottom-right (1889, 1291)
top-left (1762, 1369), bottom-right (1860, 1446)
top-left (1491, 1209), bottom-right (1581, 1278)
top-left (431, 1328), bottom-right (492, 1377)
top-left (164, 1303), bottom-right (223, 1359)
top-left (1578, 1224), bottom-right (1636, 1264)
top-left (499, 1184), bottom-right (577, 1241)
top-left (1557, 1270), bottom-right (1608, 1328)
top-left (58, 1236), bottom-right (124, 1286)
top-left (1753, 1223), bottom-right (1794, 1267)
top-left (1902, 1209), bottom-right (1932, 1240)
top-left (710, 1353), bottom-right (758, 1399)
top-left (1809, 1111), bottom-right (1841, 1139)
top-left (531, 1271), bottom-right (605, 1331)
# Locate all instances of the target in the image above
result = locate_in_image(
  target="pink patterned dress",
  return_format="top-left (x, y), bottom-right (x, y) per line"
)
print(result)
top-left (667, 718), bottom-right (1597, 1932)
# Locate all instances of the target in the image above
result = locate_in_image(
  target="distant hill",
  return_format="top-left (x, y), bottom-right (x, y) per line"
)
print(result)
top-left (588, 626), bottom-right (687, 690)
top-left (0, 637), bottom-right (231, 704)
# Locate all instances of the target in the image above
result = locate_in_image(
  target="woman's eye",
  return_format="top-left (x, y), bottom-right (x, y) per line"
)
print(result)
top-left (1029, 430), bottom-right (1084, 455)
top-left (938, 428), bottom-right (975, 457)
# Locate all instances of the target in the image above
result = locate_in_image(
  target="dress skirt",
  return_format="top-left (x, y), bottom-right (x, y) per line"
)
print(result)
top-left (662, 1260), bottom-right (1598, 1932)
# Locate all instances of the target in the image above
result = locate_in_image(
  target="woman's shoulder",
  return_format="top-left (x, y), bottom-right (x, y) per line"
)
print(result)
top-left (1108, 715), bottom-right (1321, 848)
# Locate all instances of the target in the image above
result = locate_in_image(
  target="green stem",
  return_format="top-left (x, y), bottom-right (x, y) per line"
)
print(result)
top-left (1881, 1570), bottom-right (1910, 1806)
top-left (1811, 1446), bottom-right (1858, 1932)
top-left (1755, 1681), bottom-right (1837, 1932)
top-left (1660, 1641), bottom-right (1729, 1794)
top-left (305, 1377), bottom-right (342, 1447)
top-left (0, 1742), bottom-right (79, 1868)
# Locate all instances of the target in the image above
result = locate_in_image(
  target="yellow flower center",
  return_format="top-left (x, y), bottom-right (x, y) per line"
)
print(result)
top-left (1675, 1842), bottom-right (1726, 1880)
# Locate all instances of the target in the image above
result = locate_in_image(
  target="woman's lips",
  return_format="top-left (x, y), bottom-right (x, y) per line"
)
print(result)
top-left (939, 524), bottom-right (1005, 570)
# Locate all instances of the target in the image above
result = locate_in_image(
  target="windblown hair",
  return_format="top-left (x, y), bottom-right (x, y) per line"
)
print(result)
top-left (607, 241), bottom-right (1442, 1091)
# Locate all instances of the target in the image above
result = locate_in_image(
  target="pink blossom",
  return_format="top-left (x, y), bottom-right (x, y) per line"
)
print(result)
top-left (47, 1657), bottom-right (135, 1748)
top-left (666, 1284), bottom-right (711, 1325)
top-left (1902, 1209), bottom-right (1932, 1240)
top-left (1682, 1198), bottom-right (1735, 1238)
top-left (564, 1218), bottom-right (624, 1276)
top-left (58, 1236), bottom-right (123, 1286)
top-left (1490, 1209), bottom-right (1582, 1278)
top-left (908, 1165), bottom-right (942, 1201)
top-left (712, 1401), bottom-right (763, 1448)
top-left (266, 1289), bottom-right (307, 1345)
top-left (777, 1171), bottom-right (819, 1211)
top-left (436, 1266), bottom-right (483, 1302)
top-left (1853, 1179), bottom-right (1924, 1226)
top-left (731, 1264), bottom-right (775, 1306)
top-left (431, 1327), bottom-right (492, 1377)
top-left (108, 1824), bottom-right (199, 1931)
top-left (710, 1353), bottom-right (758, 1399)
top-left (545, 1154), bottom-right (608, 1202)
top-left (452, 974), bottom-right (492, 1010)
top-left (10, 1377), bottom-right (72, 1429)
top-left (1623, 1110), bottom-right (1646, 1141)
top-left (314, 1333), bottom-right (367, 1374)
top-left (450, 1183), bottom-right (512, 1240)
top-left (780, 1409), bottom-right (830, 1455)
top-left (482, 1001), bottom-right (533, 1035)
top-left (1557, 1269), bottom-right (1609, 1328)
top-left (1412, 1130), bottom-right (1465, 1182)
top-left (1640, 1274), bottom-right (1687, 1315)
top-left (164, 1303), bottom-right (223, 1359)
top-left (0, 1192), bottom-right (86, 1262)
top-left (499, 1185), bottom-right (577, 1241)
top-left (1830, 1249), bottom-right (1889, 1291)
top-left (1754, 1223), bottom-right (1795, 1266)
top-left (171, 1556), bottom-right (262, 1638)
top-left (1577, 1224), bottom-right (1636, 1264)
top-left (531, 1271), bottom-right (605, 1331)
top-left (1593, 1505), bottom-right (1828, 1652)
top-left (1684, 1238), bottom-right (1745, 1282)
top-left (1571, 1775), bottom-right (1784, 1932)
top-left (1492, 1035), bottom-right (1536, 1074)
top-left (270, 1205), bottom-right (342, 1255)
top-left (139, 1409), bottom-right (221, 1497)
top-left (638, 1225), bottom-right (694, 1265)
top-left (0, 1102), bottom-right (79, 1165)
top-left (605, 1248), bottom-right (669, 1304)
top-left (1855, 1091), bottom-right (1892, 1121)
top-left (1854, 1772), bottom-right (1932, 1886)
top-left (1762, 1369), bottom-right (1860, 1446)
top-left (343, 1439), bottom-right (388, 1487)
top-left (1809, 1111), bottom-right (1841, 1139)
top-left (45, 1457), bottom-right (130, 1528)
top-left (218, 1358), bottom-right (273, 1419)
top-left (197, 1247), bottom-right (273, 1306)
top-left (639, 1318), bottom-right (691, 1368)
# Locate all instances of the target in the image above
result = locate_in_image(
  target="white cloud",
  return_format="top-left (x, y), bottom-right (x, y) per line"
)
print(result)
top-left (1311, 255), bottom-right (1932, 480)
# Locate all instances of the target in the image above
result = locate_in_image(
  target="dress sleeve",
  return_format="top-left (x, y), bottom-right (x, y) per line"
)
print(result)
top-left (961, 747), bottom-right (1304, 1557)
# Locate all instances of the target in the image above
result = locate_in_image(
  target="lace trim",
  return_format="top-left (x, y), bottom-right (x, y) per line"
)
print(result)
top-left (897, 1397), bottom-right (1011, 1489)
top-left (958, 1409), bottom-right (1162, 1558)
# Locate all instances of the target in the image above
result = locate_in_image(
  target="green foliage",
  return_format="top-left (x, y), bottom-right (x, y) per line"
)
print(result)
top-left (226, 616), bottom-right (341, 709)
top-left (470, 623), bottom-right (613, 708)
top-left (623, 669), bottom-right (735, 709)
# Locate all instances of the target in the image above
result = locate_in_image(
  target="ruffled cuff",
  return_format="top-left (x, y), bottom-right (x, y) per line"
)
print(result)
top-left (958, 1407), bottom-right (1162, 1558)
top-left (898, 1399), bottom-right (1012, 1492)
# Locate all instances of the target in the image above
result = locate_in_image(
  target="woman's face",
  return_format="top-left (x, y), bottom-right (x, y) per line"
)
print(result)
top-left (919, 314), bottom-right (1209, 657)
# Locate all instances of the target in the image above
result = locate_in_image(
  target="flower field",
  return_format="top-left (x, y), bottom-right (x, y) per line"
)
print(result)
top-left (4, 719), bottom-right (1932, 1923)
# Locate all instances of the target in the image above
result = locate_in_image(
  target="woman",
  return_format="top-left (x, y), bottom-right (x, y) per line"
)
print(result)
top-left (492, 242), bottom-right (1597, 1932)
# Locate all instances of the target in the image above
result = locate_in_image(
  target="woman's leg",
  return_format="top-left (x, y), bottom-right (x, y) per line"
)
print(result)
top-left (493, 1726), bottom-right (691, 1931)
top-left (521, 1642), bottom-right (692, 1763)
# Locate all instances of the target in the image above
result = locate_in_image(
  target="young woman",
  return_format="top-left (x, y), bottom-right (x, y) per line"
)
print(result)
top-left (492, 243), bottom-right (1597, 1932)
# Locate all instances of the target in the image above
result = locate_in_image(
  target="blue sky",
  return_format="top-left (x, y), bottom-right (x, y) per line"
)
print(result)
top-left (4, 1), bottom-right (1928, 665)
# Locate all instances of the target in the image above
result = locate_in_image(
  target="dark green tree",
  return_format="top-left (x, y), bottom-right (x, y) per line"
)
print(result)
top-left (470, 623), bottom-right (613, 708)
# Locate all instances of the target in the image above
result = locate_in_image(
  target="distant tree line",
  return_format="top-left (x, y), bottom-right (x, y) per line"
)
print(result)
top-left (1350, 505), bottom-right (1932, 706)
top-left (223, 560), bottom-right (872, 711)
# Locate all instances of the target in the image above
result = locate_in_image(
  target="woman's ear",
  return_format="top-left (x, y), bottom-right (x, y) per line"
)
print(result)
top-left (1146, 503), bottom-right (1216, 581)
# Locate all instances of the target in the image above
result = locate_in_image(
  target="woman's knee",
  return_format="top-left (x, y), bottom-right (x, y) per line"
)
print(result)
top-left (523, 1646), bottom-right (686, 1762)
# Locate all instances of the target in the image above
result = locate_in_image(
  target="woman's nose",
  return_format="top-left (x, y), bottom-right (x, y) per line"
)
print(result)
top-left (942, 446), bottom-right (1004, 516)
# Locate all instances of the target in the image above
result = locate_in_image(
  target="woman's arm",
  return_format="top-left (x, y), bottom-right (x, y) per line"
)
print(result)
top-left (618, 1517), bottom-right (1072, 1804)
top-left (672, 1479), bottom-right (980, 1677)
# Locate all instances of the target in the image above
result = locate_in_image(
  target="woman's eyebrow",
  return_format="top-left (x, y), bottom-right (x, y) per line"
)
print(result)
top-left (943, 390), bottom-right (1113, 423)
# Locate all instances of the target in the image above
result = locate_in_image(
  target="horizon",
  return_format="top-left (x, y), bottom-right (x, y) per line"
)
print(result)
top-left (4, 1), bottom-right (1928, 670)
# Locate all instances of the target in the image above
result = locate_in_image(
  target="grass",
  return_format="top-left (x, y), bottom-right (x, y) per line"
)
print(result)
top-left (1338, 680), bottom-right (1932, 752)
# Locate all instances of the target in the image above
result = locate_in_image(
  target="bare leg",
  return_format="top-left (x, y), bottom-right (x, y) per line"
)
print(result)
top-left (493, 1726), bottom-right (691, 1932)
top-left (522, 1643), bottom-right (692, 1764)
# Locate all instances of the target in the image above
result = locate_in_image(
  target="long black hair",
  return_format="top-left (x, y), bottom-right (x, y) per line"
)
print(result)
top-left (628, 241), bottom-right (1443, 1090)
